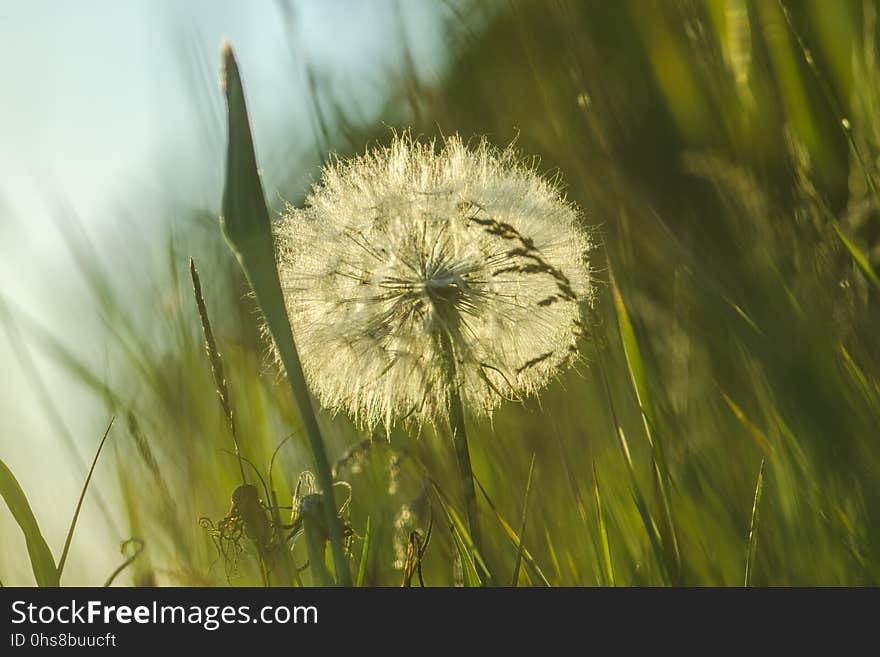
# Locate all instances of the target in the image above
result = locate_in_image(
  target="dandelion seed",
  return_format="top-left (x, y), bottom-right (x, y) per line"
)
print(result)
top-left (276, 134), bottom-right (594, 430)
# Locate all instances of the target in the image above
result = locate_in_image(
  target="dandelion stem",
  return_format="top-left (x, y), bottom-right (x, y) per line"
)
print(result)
top-left (439, 331), bottom-right (482, 561)
top-left (449, 385), bottom-right (480, 551)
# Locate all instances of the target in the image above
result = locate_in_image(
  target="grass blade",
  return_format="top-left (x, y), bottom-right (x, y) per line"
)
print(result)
top-left (591, 306), bottom-right (671, 584)
top-left (544, 528), bottom-right (562, 584)
top-left (592, 462), bottom-right (615, 587)
top-left (609, 269), bottom-right (654, 424)
top-left (473, 477), bottom-right (551, 587)
top-left (609, 268), bottom-right (681, 582)
top-left (430, 480), bottom-right (488, 584)
top-left (833, 224), bottom-right (880, 290)
top-left (552, 426), bottom-right (610, 584)
top-left (356, 516), bottom-right (372, 587)
top-left (839, 344), bottom-right (880, 413)
top-left (451, 524), bottom-right (481, 587)
top-left (722, 392), bottom-right (775, 459)
top-left (511, 453), bottom-right (536, 586)
top-left (220, 43), bottom-right (350, 586)
top-left (744, 458), bottom-right (766, 587)
top-left (57, 417), bottom-right (115, 582)
top-left (0, 459), bottom-right (58, 586)
top-left (614, 423), bottom-right (668, 583)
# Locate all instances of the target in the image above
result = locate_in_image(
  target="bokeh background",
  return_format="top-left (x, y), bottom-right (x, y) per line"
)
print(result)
top-left (2, 0), bottom-right (880, 586)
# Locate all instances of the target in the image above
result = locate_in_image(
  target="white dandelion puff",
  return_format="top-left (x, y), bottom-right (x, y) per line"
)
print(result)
top-left (275, 134), bottom-right (594, 431)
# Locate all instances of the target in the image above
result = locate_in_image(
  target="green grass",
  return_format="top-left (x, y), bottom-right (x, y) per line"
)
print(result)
top-left (3, 0), bottom-right (880, 586)
top-left (0, 458), bottom-right (57, 586)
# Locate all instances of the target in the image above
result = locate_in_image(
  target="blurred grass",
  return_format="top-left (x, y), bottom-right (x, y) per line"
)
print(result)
top-left (4, 0), bottom-right (880, 585)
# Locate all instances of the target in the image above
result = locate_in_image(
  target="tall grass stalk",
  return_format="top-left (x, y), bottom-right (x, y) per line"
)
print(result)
top-left (57, 417), bottom-right (114, 583)
top-left (189, 258), bottom-right (247, 485)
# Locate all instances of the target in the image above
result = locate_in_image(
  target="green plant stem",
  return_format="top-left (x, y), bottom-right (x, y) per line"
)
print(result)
top-left (439, 331), bottom-right (482, 561)
top-left (449, 385), bottom-right (480, 552)
top-left (238, 248), bottom-right (349, 586)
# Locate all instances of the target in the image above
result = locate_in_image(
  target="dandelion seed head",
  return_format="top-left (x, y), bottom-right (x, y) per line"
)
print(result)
top-left (276, 134), bottom-right (594, 430)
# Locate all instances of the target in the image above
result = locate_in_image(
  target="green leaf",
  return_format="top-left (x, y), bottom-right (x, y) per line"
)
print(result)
top-left (220, 43), bottom-right (350, 586)
top-left (0, 458), bottom-right (58, 586)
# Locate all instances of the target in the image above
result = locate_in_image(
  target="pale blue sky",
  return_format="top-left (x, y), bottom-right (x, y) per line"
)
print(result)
top-left (0, 0), bottom-right (449, 584)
